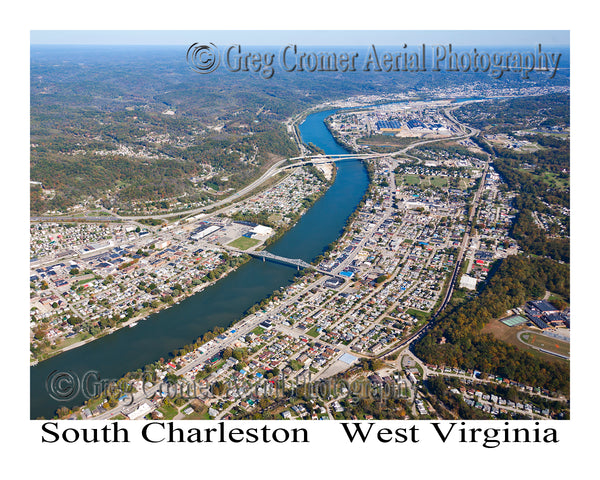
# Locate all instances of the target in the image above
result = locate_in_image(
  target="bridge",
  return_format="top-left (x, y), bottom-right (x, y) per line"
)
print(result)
top-left (280, 153), bottom-right (385, 170)
top-left (248, 250), bottom-right (344, 283)
top-left (249, 251), bottom-right (314, 270)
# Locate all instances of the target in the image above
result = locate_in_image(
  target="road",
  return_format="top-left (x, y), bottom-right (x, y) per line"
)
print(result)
top-left (380, 159), bottom-right (489, 359)
top-left (75, 101), bottom-right (488, 419)
top-left (33, 153), bottom-right (378, 224)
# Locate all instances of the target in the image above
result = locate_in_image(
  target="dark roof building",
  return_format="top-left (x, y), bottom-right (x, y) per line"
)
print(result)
top-left (529, 300), bottom-right (560, 314)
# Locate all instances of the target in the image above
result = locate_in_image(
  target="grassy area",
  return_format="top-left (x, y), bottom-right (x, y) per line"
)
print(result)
top-left (228, 236), bottom-right (260, 250)
top-left (518, 168), bottom-right (569, 192)
top-left (212, 359), bottom-right (226, 370)
top-left (138, 218), bottom-right (165, 227)
top-left (519, 331), bottom-right (570, 358)
top-left (87, 210), bottom-right (112, 216)
top-left (401, 174), bottom-right (421, 185)
top-left (56, 332), bottom-right (91, 349)
top-left (306, 325), bottom-right (321, 338)
top-left (397, 172), bottom-right (469, 190)
top-left (406, 308), bottom-right (431, 323)
top-left (158, 402), bottom-right (179, 420)
top-left (542, 172), bottom-right (569, 190)
top-left (289, 359), bottom-right (303, 371)
top-left (252, 326), bottom-right (265, 336)
top-left (268, 213), bottom-right (283, 224)
top-left (181, 403), bottom-right (208, 419)
top-left (397, 174), bottom-right (451, 188)
top-left (430, 176), bottom-right (448, 187)
top-left (82, 395), bottom-right (107, 413)
top-left (184, 410), bottom-right (211, 420)
top-left (72, 277), bottom-right (95, 286)
top-left (548, 294), bottom-right (569, 307)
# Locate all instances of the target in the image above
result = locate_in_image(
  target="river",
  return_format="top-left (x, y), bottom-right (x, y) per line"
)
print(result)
top-left (30, 108), bottom-right (369, 419)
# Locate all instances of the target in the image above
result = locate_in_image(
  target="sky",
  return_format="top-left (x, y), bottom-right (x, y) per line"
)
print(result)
top-left (30, 30), bottom-right (570, 46)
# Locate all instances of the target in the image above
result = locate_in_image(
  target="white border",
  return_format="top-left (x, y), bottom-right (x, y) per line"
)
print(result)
top-left (4, 1), bottom-right (596, 478)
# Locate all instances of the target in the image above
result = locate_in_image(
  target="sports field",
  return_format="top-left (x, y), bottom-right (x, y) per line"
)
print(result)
top-left (397, 174), bottom-right (455, 188)
top-left (228, 236), bottom-right (260, 250)
top-left (482, 319), bottom-right (569, 363)
top-left (501, 315), bottom-right (528, 327)
top-left (518, 331), bottom-right (570, 359)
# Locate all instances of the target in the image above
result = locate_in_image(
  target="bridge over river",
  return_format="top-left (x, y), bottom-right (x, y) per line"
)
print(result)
top-left (248, 250), bottom-right (343, 281)
top-left (249, 250), bottom-right (313, 270)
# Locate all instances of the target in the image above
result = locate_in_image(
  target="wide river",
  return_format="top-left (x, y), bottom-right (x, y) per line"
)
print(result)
top-left (30, 108), bottom-right (369, 419)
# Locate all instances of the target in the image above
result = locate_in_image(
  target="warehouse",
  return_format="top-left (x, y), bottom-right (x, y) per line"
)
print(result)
top-left (190, 224), bottom-right (221, 240)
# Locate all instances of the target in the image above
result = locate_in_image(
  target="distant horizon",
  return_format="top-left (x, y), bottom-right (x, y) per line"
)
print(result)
top-left (30, 30), bottom-right (570, 47)
top-left (31, 43), bottom-right (571, 47)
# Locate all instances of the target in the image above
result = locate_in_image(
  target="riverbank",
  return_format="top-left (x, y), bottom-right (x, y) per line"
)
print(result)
top-left (32, 256), bottom-right (251, 363)
top-left (31, 106), bottom-right (339, 366)
top-left (30, 102), bottom-right (370, 420)
top-left (32, 165), bottom-right (334, 364)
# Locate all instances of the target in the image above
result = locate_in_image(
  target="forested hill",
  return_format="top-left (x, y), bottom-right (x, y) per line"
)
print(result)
top-left (413, 255), bottom-right (569, 393)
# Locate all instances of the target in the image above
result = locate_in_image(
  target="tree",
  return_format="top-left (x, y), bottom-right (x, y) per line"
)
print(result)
top-left (56, 407), bottom-right (71, 418)
top-left (232, 348), bottom-right (247, 361)
top-left (33, 327), bottom-right (47, 340)
top-left (67, 316), bottom-right (83, 326)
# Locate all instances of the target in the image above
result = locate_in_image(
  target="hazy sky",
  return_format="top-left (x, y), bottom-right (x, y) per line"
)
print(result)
top-left (30, 30), bottom-right (570, 46)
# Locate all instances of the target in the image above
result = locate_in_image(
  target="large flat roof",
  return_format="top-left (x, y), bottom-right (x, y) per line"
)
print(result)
top-left (339, 353), bottom-right (358, 364)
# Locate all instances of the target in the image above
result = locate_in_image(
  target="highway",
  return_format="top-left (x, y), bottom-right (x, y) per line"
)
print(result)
top-left (32, 153), bottom-right (379, 225)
